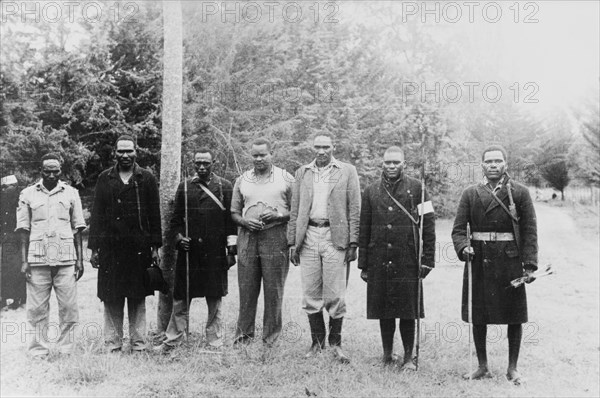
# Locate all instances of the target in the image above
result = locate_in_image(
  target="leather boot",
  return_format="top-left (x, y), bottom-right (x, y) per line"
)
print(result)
top-left (305, 313), bottom-right (326, 358)
top-left (328, 317), bottom-right (350, 364)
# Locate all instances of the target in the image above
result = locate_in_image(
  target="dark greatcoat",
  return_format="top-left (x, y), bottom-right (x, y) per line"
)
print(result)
top-left (170, 174), bottom-right (235, 300)
top-left (359, 174), bottom-right (436, 319)
top-left (451, 176), bottom-right (538, 325)
top-left (88, 164), bottom-right (162, 302)
top-left (1, 184), bottom-right (26, 305)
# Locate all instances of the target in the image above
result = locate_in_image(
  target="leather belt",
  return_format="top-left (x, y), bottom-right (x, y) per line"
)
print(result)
top-left (471, 232), bottom-right (514, 241)
top-left (308, 219), bottom-right (330, 228)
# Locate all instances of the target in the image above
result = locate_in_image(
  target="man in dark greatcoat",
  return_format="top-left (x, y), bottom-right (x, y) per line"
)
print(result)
top-left (89, 135), bottom-right (162, 352)
top-left (155, 148), bottom-right (237, 351)
top-left (451, 145), bottom-right (538, 384)
top-left (1, 174), bottom-right (26, 309)
top-left (358, 146), bottom-right (435, 370)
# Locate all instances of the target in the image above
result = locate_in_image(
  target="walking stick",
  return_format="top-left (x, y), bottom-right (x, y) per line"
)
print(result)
top-left (415, 163), bottom-right (425, 371)
top-left (184, 167), bottom-right (190, 342)
top-left (466, 222), bottom-right (473, 380)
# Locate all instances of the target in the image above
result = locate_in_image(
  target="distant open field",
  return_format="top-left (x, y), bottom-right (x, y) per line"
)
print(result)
top-left (1, 202), bottom-right (598, 397)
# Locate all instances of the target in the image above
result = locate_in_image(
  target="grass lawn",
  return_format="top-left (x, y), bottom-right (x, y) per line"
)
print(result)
top-left (1, 202), bottom-right (598, 397)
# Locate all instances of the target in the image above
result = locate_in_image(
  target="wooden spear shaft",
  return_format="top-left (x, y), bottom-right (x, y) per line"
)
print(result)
top-left (467, 222), bottom-right (473, 380)
top-left (415, 163), bottom-right (425, 371)
top-left (184, 167), bottom-right (190, 342)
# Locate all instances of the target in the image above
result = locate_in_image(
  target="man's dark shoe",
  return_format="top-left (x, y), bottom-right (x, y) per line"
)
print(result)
top-left (107, 346), bottom-right (122, 354)
top-left (233, 335), bottom-right (252, 347)
top-left (152, 343), bottom-right (174, 354)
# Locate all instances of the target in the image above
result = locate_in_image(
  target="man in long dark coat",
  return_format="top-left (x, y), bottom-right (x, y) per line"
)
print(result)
top-left (89, 135), bottom-right (162, 352)
top-left (452, 145), bottom-right (538, 384)
top-left (155, 148), bottom-right (237, 351)
top-left (1, 174), bottom-right (26, 309)
top-left (358, 146), bottom-right (435, 370)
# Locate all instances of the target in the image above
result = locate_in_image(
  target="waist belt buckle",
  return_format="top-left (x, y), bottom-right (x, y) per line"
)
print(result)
top-left (490, 232), bottom-right (497, 241)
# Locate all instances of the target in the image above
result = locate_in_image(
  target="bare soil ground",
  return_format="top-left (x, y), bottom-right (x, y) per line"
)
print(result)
top-left (1, 202), bottom-right (598, 397)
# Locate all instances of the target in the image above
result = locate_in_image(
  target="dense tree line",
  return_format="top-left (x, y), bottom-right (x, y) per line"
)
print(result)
top-left (1, 2), bottom-right (597, 213)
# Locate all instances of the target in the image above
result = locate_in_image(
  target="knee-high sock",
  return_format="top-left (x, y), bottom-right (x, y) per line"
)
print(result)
top-left (507, 324), bottom-right (522, 370)
top-left (379, 319), bottom-right (395, 358)
top-left (399, 319), bottom-right (415, 361)
top-left (472, 324), bottom-right (488, 368)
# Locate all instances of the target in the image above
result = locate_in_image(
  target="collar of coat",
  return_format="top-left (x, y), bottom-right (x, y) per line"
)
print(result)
top-left (476, 174), bottom-right (513, 215)
top-left (381, 171), bottom-right (405, 189)
top-left (34, 179), bottom-right (68, 195)
top-left (482, 174), bottom-right (506, 194)
top-left (307, 157), bottom-right (341, 171)
top-left (191, 173), bottom-right (213, 186)
top-left (107, 163), bottom-right (144, 180)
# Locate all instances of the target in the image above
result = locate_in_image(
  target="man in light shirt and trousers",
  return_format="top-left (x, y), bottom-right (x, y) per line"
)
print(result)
top-left (231, 138), bottom-right (293, 351)
top-left (16, 154), bottom-right (86, 359)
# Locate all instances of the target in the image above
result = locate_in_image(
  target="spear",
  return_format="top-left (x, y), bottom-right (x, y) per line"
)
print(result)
top-left (466, 222), bottom-right (473, 380)
top-left (183, 165), bottom-right (190, 342)
top-left (415, 157), bottom-right (425, 371)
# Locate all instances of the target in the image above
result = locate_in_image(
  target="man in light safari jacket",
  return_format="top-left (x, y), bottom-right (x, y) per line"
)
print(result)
top-left (17, 154), bottom-right (86, 359)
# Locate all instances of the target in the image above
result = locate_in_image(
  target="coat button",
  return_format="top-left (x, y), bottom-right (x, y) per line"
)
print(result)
top-left (387, 243), bottom-right (392, 248)
top-left (388, 206), bottom-right (393, 211)
top-left (387, 224), bottom-right (392, 229)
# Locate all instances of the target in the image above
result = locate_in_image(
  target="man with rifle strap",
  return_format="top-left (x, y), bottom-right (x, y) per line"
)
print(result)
top-left (451, 145), bottom-right (538, 385)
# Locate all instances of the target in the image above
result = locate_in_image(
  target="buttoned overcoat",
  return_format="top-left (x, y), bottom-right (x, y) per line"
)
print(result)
top-left (170, 175), bottom-right (235, 299)
top-left (88, 164), bottom-right (162, 302)
top-left (451, 177), bottom-right (538, 324)
top-left (359, 175), bottom-right (435, 319)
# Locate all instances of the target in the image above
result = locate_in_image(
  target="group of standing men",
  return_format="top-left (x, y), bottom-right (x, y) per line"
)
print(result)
top-left (11, 134), bottom-right (538, 383)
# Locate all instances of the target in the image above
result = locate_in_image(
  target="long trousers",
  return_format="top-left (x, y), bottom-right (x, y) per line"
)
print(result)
top-left (235, 224), bottom-right (289, 345)
top-left (103, 297), bottom-right (146, 351)
top-left (27, 265), bottom-right (79, 357)
top-left (164, 296), bottom-right (223, 347)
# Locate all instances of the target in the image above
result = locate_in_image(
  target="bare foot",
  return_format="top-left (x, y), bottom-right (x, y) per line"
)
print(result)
top-left (382, 353), bottom-right (399, 366)
top-left (400, 359), bottom-right (417, 371)
top-left (463, 367), bottom-right (492, 380)
top-left (506, 368), bottom-right (525, 385)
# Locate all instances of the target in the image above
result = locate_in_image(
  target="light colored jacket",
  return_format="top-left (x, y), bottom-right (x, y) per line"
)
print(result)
top-left (16, 180), bottom-right (85, 265)
top-left (287, 159), bottom-right (361, 250)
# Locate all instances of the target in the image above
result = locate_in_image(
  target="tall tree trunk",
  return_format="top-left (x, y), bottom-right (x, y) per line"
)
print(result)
top-left (157, 0), bottom-right (183, 334)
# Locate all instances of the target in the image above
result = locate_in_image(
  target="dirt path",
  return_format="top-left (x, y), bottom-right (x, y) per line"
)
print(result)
top-left (496, 202), bottom-right (599, 395)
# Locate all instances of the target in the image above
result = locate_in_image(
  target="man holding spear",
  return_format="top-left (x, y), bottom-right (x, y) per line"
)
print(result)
top-left (155, 148), bottom-right (237, 351)
top-left (358, 146), bottom-right (435, 370)
top-left (452, 145), bottom-right (538, 384)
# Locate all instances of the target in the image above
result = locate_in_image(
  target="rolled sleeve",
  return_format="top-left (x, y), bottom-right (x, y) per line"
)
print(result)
top-left (15, 190), bottom-right (31, 232)
top-left (231, 177), bottom-right (244, 215)
top-left (70, 189), bottom-right (86, 232)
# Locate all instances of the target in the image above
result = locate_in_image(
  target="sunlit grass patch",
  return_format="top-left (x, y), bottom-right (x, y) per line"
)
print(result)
top-left (58, 340), bottom-right (109, 386)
